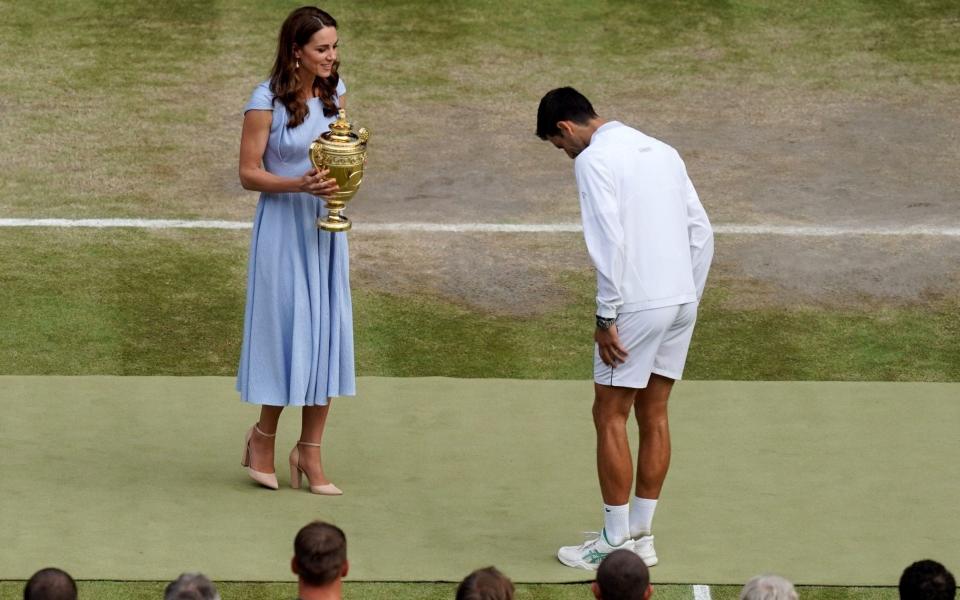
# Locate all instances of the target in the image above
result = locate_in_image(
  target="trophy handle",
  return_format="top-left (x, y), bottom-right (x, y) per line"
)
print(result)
top-left (309, 140), bottom-right (325, 171)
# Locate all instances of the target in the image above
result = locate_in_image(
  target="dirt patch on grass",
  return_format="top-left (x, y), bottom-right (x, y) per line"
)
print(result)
top-left (346, 83), bottom-right (960, 313)
top-left (350, 233), bottom-right (591, 318)
top-left (351, 84), bottom-right (960, 229)
top-left (349, 231), bottom-right (960, 317)
top-left (712, 235), bottom-right (960, 310)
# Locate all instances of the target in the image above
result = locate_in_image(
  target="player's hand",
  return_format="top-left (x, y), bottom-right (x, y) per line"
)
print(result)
top-left (298, 168), bottom-right (340, 197)
top-left (595, 325), bottom-right (629, 367)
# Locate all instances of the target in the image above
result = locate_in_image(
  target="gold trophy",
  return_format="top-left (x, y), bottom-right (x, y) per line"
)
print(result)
top-left (309, 109), bottom-right (370, 232)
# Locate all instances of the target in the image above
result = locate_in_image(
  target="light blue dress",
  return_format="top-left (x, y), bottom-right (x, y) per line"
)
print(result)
top-left (236, 79), bottom-right (355, 406)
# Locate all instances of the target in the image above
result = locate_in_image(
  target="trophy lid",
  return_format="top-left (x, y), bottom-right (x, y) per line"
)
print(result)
top-left (323, 109), bottom-right (359, 144)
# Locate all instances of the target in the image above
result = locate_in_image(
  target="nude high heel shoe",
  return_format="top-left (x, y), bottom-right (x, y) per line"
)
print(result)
top-left (241, 424), bottom-right (279, 490)
top-left (289, 441), bottom-right (343, 495)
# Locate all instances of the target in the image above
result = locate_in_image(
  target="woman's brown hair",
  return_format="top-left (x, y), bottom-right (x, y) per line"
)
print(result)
top-left (269, 6), bottom-right (340, 128)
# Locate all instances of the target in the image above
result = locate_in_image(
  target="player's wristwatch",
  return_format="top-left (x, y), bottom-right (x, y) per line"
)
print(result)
top-left (596, 315), bottom-right (616, 330)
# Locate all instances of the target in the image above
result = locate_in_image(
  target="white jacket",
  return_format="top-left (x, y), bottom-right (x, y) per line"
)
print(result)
top-left (574, 121), bottom-right (714, 318)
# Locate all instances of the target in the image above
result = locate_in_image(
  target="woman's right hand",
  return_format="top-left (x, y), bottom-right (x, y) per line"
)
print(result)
top-left (298, 168), bottom-right (340, 197)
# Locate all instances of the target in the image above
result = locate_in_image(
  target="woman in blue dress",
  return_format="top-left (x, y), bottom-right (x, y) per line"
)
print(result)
top-left (236, 6), bottom-right (354, 495)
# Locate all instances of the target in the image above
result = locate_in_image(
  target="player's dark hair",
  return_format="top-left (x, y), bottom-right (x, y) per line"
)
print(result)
top-left (536, 87), bottom-right (598, 139)
top-left (456, 566), bottom-right (515, 600)
top-left (24, 568), bottom-right (77, 600)
top-left (293, 521), bottom-right (347, 587)
top-left (899, 560), bottom-right (956, 600)
top-left (596, 549), bottom-right (650, 600)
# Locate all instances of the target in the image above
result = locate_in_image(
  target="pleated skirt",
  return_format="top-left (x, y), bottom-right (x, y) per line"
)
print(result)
top-left (236, 192), bottom-right (356, 406)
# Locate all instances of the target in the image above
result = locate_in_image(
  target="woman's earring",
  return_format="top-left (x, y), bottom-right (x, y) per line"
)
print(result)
top-left (295, 59), bottom-right (300, 69)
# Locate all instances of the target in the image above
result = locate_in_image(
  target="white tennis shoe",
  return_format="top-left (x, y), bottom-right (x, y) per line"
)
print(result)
top-left (557, 530), bottom-right (634, 571)
top-left (632, 534), bottom-right (658, 566)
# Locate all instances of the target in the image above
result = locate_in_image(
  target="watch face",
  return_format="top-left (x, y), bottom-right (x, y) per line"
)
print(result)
top-left (596, 316), bottom-right (615, 329)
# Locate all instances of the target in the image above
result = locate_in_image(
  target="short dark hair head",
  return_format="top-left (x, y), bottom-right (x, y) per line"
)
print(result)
top-left (24, 568), bottom-right (77, 600)
top-left (596, 549), bottom-right (650, 600)
top-left (456, 566), bottom-right (515, 600)
top-left (899, 560), bottom-right (956, 600)
top-left (294, 521), bottom-right (347, 587)
top-left (536, 87), bottom-right (598, 139)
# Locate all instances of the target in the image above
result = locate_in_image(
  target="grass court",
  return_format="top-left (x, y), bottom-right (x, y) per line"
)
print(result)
top-left (1, 1), bottom-right (958, 598)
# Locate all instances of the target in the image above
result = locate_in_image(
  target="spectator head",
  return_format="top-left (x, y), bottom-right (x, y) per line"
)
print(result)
top-left (23, 568), bottom-right (77, 600)
top-left (164, 572), bottom-right (220, 600)
top-left (899, 560), bottom-right (956, 600)
top-left (592, 549), bottom-right (652, 600)
top-left (739, 575), bottom-right (798, 600)
top-left (291, 521), bottom-right (349, 588)
top-left (456, 566), bottom-right (515, 600)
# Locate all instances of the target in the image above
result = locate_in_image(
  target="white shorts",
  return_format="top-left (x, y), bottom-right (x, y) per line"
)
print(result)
top-left (594, 302), bottom-right (698, 389)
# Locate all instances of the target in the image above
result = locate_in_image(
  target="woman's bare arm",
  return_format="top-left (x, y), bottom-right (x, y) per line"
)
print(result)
top-left (238, 110), bottom-right (337, 196)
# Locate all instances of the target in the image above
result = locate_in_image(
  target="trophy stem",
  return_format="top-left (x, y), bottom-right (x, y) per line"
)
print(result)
top-left (318, 210), bottom-right (352, 232)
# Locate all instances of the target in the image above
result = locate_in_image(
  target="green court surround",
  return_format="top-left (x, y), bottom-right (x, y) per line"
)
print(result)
top-left (1, 377), bottom-right (957, 585)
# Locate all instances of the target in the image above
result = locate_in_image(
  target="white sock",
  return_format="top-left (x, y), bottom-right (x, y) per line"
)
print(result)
top-left (602, 503), bottom-right (630, 546)
top-left (629, 496), bottom-right (657, 538)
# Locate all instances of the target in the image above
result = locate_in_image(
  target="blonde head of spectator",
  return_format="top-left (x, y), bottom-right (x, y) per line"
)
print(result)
top-left (740, 574), bottom-right (798, 600)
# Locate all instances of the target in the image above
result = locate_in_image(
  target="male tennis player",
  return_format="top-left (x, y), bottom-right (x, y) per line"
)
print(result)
top-left (537, 87), bottom-right (713, 570)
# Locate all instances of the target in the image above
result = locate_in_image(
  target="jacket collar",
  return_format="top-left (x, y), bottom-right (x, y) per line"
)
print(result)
top-left (590, 120), bottom-right (623, 144)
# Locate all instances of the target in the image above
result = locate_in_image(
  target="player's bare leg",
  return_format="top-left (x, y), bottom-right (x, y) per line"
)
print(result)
top-left (556, 383), bottom-right (638, 570)
top-left (624, 373), bottom-right (674, 567)
top-left (634, 373), bottom-right (674, 499)
top-left (593, 383), bottom-right (637, 505)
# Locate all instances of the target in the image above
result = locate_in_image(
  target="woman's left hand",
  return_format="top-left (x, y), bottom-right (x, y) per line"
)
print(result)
top-left (299, 168), bottom-right (340, 198)
top-left (314, 174), bottom-right (340, 199)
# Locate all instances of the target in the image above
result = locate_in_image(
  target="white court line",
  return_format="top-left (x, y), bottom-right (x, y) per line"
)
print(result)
top-left (693, 584), bottom-right (713, 600)
top-left (1, 218), bottom-right (959, 236)
top-left (716, 224), bottom-right (960, 236)
top-left (0, 218), bottom-right (253, 230)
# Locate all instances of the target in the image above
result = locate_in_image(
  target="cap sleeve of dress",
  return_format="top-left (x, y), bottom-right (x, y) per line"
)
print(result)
top-left (336, 78), bottom-right (347, 97)
top-left (244, 81), bottom-right (274, 113)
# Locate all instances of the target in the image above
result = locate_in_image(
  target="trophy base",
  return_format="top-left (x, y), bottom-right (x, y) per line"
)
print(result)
top-left (317, 214), bottom-right (352, 232)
